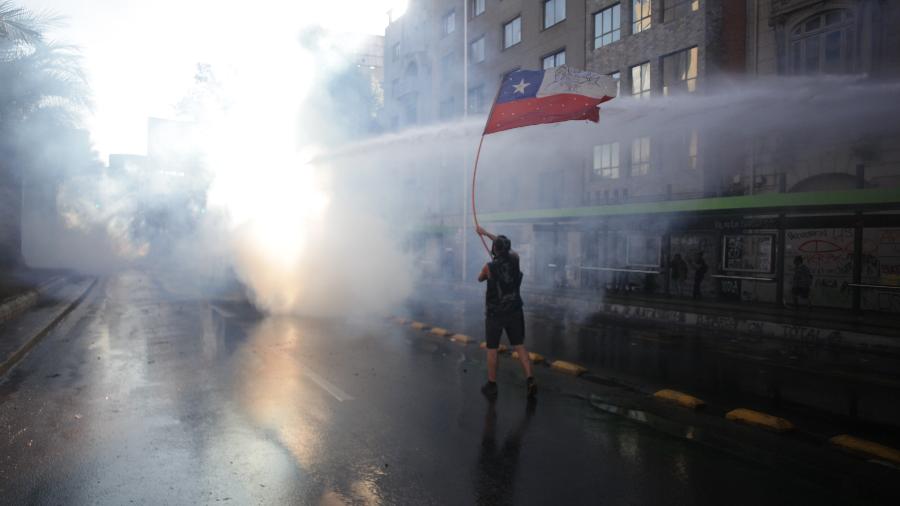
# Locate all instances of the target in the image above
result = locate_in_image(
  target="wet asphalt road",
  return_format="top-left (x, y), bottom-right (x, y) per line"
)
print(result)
top-left (0, 272), bottom-right (846, 505)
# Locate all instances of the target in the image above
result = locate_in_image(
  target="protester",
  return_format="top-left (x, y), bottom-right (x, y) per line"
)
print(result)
top-left (476, 226), bottom-right (536, 400)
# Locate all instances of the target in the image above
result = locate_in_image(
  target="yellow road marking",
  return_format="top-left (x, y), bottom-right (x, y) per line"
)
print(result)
top-left (653, 389), bottom-right (706, 409)
top-left (551, 360), bottom-right (588, 376)
top-left (725, 408), bottom-right (794, 432)
top-left (829, 435), bottom-right (900, 465)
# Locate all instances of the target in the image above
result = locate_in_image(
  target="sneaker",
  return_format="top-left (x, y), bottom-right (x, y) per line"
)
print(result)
top-left (526, 377), bottom-right (537, 398)
top-left (481, 381), bottom-right (498, 399)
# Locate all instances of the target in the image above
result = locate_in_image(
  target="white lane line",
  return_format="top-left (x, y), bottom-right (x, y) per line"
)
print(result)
top-left (302, 369), bottom-right (355, 402)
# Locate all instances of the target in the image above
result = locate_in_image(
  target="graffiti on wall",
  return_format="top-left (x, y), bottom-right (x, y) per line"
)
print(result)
top-left (861, 228), bottom-right (900, 313)
top-left (786, 228), bottom-right (853, 308)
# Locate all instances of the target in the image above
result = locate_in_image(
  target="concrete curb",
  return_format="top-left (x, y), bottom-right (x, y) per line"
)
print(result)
top-left (0, 277), bottom-right (97, 377)
top-left (653, 389), bottom-right (706, 409)
top-left (551, 360), bottom-right (588, 376)
top-left (725, 408), bottom-right (795, 433)
top-left (0, 276), bottom-right (68, 326)
top-left (829, 435), bottom-right (900, 466)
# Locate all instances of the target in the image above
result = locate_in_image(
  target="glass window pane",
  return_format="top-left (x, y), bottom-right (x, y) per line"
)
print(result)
top-left (805, 36), bottom-right (820, 72)
top-left (687, 47), bottom-right (698, 79)
top-left (805, 16), bottom-right (821, 32)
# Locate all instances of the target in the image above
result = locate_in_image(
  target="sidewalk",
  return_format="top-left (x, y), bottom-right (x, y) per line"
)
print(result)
top-left (0, 275), bottom-right (97, 377)
top-left (413, 280), bottom-right (900, 429)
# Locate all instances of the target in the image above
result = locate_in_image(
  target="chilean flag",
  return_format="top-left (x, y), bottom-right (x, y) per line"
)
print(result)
top-left (484, 66), bottom-right (618, 135)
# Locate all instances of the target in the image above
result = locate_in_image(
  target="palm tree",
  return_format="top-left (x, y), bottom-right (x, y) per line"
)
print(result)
top-left (0, 1), bottom-right (90, 267)
top-left (0, 1), bottom-right (45, 43)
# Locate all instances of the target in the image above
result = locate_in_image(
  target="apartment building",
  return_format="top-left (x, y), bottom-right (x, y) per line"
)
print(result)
top-left (367, 0), bottom-right (900, 314)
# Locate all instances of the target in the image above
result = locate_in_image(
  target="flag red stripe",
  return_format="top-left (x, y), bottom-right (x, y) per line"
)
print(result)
top-left (484, 93), bottom-right (611, 134)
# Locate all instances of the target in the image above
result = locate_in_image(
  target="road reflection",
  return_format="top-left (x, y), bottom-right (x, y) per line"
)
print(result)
top-left (474, 398), bottom-right (536, 505)
top-left (234, 316), bottom-right (385, 505)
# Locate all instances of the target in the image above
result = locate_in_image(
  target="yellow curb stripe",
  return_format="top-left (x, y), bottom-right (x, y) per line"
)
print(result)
top-left (550, 360), bottom-right (588, 376)
top-left (653, 389), bottom-right (706, 409)
top-left (409, 321), bottom-right (428, 330)
top-left (391, 317), bottom-right (408, 325)
top-left (451, 334), bottom-right (475, 344)
top-left (512, 351), bottom-right (545, 364)
top-left (829, 435), bottom-right (900, 465)
top-left (725, 408), bottom-right (795, 432)
top-left (429, 327), bottom-right (451, 337)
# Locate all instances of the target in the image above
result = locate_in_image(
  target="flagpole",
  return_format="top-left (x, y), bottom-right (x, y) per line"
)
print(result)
top-left (471, 71), bottom-right (510, 256)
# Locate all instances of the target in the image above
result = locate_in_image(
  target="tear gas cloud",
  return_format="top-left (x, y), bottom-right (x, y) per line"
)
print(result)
top-left (22, 1), bottom-right (414, 317)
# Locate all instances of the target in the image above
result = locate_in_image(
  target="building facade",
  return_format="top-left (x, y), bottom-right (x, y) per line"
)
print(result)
top-left (365, 0), bottom-right (900, 315)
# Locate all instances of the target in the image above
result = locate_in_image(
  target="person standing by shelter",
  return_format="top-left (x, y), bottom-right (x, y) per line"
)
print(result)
top-left (791, 255), bottom-right (813, 308)
top-left (692, 251), bottom-right (708, 300)
top-left (476, 226), bottom-right (536, 400)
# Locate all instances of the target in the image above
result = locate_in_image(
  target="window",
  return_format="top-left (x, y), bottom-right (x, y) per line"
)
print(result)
top-left (632, 0), bottom-right (652, 33)
top-left (405, 61), bottom-right (418, 78)
top-left (542, 49), bottom-right (566, 70)
top-left (790, 9), bottom-right (855, 75)
top-left (441, 52), bottom-right (455, 76)
top-left (664, 129), bottom-right (699, 170)
top-left (688, 129), bottom-right (699, 170)
top-left (468, 85), bottom-right (485, 113)
top-left (662, 46), bottom-right (698, 95)
top-left (473, 0), bottom-right (485, 17)
top-left (504, 16), bottom-right (522, 49)
top-left (609, 71), bottom-right (621, 97)
top-left (544, 0), bottom-right (566, 29)
top-left (594, 4), bottom-right (621, 49)
top-left (470, 36), bottom-right (485, 63)
top-left (664, 0), bottom-right (698, 22)
top-left (404, 98), bottom-right (417, 124)
top-left (593, 142), bottom-right (620, 179)
top-left (631, 137), bottom-right (651, 176)
top-left (392, 43), bottom-right (400, 61)
top-left (443, 10), bottom-right (456, 35)
top-left (440, 97), bottom-right (456, 120)
top-left (631, 62), bottom-right (650, 99)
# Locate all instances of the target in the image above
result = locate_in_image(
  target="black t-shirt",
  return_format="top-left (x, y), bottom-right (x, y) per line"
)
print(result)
top-left (485, 253), bottom-right (523, 317)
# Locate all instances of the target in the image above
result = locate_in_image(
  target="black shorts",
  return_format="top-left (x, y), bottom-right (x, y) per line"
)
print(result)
top-left (485, 310), bottom-right (525, 349)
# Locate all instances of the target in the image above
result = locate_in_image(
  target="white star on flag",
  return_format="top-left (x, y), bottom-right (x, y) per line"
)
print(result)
top-left (512, 78), bottom-right (531, 95)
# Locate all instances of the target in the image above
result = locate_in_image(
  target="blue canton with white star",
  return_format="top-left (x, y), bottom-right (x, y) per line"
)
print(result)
top-left (496, 70), bottom-right (544, 104)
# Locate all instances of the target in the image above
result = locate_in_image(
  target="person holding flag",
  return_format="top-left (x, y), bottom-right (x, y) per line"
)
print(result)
top-left (471, 66), bottom-right (617, 400)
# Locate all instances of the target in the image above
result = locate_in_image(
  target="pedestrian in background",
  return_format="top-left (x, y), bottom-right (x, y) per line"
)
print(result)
top-left (791, 255), bottom-right (813, 308)
top-left (476, 226), bottom-right (537, 400)
top-left (670, 253), bottom-right (688, 296)
top-left (692, 251), bottom-right (708, 300)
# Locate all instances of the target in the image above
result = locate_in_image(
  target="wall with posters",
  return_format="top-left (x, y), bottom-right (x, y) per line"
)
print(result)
top-left (861, 228), bottom-right (900, 313)
top-left (784, 228), bottom-right (854, 308)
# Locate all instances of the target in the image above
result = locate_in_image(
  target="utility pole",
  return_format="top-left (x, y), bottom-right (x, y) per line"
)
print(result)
top-left (461, 0), bottom-right (469, 282)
